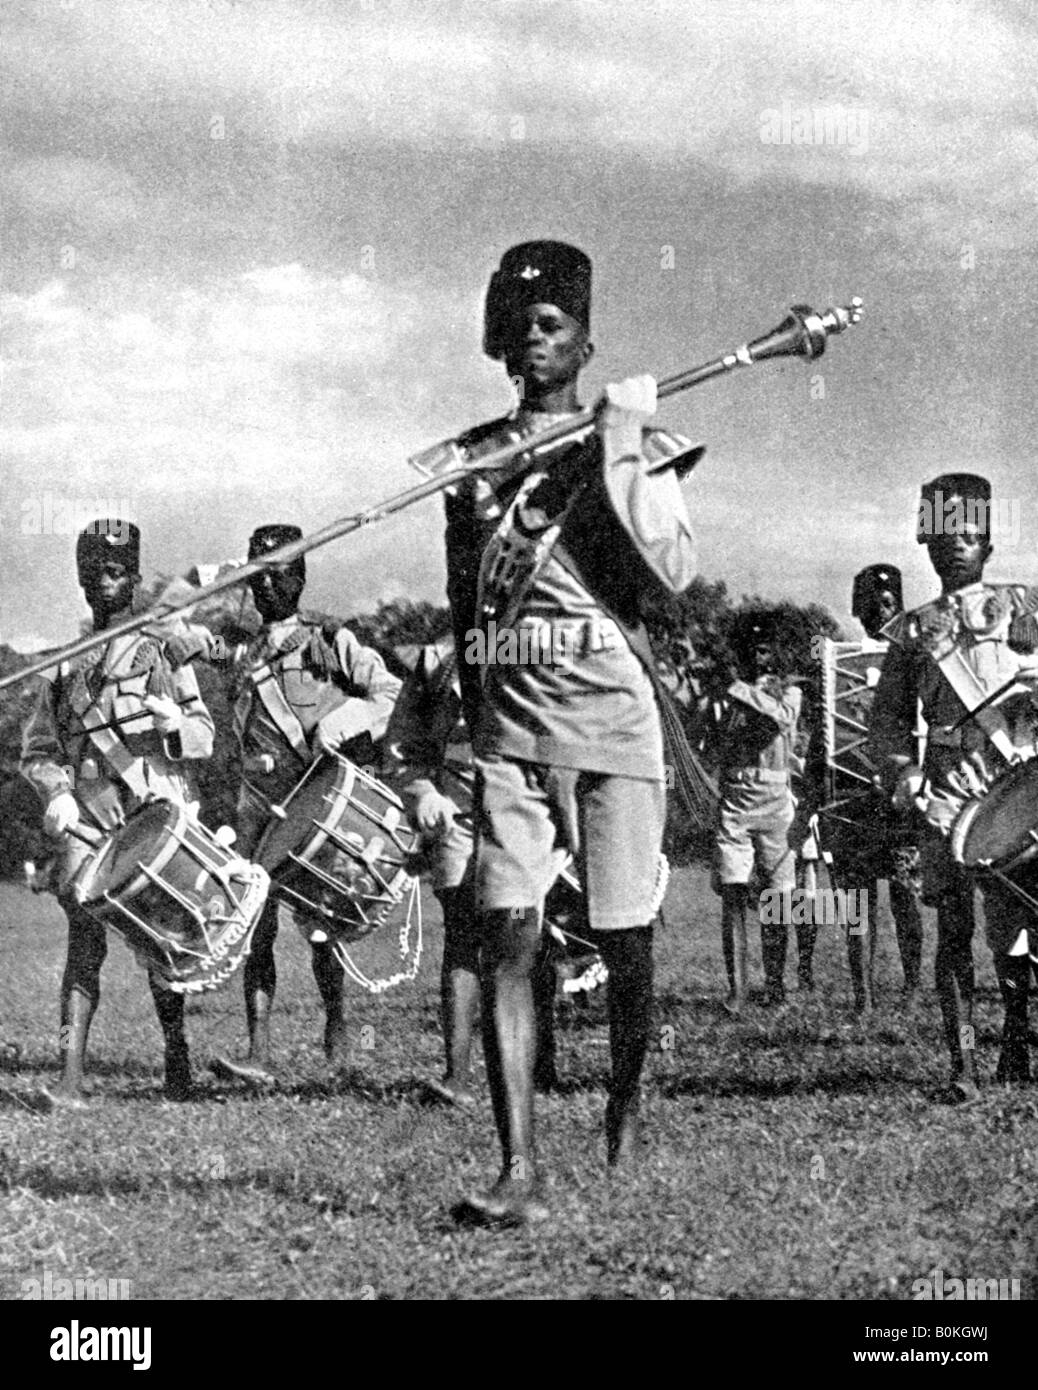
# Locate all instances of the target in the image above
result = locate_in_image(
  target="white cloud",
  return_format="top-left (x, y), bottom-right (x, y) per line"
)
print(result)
top-left (3, 0), bottom-right (1034, 251)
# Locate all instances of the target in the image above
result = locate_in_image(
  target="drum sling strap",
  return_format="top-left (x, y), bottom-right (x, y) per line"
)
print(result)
top-left (932, 647), bottom-right (1031, 765)
top-left (67, 668), bottom-right (153, 808)
top-left (249, 651), bottom-right (311, 763)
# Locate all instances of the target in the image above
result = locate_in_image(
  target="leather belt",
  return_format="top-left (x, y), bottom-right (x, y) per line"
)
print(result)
top-left (722, 767), bottom-right (790, 786)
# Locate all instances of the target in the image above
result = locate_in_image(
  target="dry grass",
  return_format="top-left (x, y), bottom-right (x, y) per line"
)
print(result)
top-left (1, 872), bottom-right (1035, 1301)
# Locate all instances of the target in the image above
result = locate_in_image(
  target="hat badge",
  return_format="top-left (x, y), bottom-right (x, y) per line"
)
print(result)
top-left (519, 265), bottom-right (541, 280)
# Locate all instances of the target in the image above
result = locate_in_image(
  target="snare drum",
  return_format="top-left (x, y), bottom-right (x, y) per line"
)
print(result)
top-left (255, 756), bottom-right (423, 994)
top-left (74, 800), bottom-right (270, 993)
top-left (949, 758), bottom-right (1038, 873)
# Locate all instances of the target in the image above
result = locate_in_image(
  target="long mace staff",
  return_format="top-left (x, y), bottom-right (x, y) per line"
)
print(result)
top-left (0, 298), bottom-right (863, 695)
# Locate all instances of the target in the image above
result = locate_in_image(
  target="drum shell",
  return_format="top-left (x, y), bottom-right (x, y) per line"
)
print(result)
top-left (257, 757), bottom-right (422, 941)
top-left (74, 801), bottom-right (268, 991)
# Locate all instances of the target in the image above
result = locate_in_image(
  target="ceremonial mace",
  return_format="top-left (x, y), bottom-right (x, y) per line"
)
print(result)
top-left (0, 298), bottom-right (863, 695)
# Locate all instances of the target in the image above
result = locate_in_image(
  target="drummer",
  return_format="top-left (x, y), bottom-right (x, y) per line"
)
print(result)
top-left (210, 524), bottom-right (401, 1085)
top-left (869, 474), bottom-right (1038, 1098)
top-left (20, 521), bottom-right (216, 1105)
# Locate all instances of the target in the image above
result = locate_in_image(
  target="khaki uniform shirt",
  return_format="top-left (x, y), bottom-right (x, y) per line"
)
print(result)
top-left (232, 613), bottom-right (401, 853)
top-left (869, 582), bottom-right (1038, 799)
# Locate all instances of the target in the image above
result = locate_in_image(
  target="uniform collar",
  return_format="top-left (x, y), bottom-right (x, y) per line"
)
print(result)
top-left (264, 614), bottom-right (304, 651)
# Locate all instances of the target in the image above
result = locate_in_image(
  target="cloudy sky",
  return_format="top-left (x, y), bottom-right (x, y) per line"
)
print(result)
top-left (2, 0), bottom-right (1036, 650)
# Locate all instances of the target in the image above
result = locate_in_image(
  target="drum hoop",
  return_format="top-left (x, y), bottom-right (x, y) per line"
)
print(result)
top-left (948, 798), bottom-right (982, 865)
top-left (950, 758), bottom-right (1038, 869)
top-left (88, 863), bottom-right (269, 993)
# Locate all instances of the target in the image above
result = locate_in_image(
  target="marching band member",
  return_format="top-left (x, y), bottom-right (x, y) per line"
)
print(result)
top-left (842, 564), bottom-right (924, 1008)
top-left (712, 611), bottom-right (803, 1014)
top-left (20, 522), bottom-right (215, 1105)
top-left (384, 635), bottom-right (581, 1109)
top-left (443, 241), bottom-right (700, 1223)
top-left (870, 474), bottom-right (1038, 1099)
top-left (210, 524), bottom-right (401, 1085)
top-left (384, 636), bottom-right (483, 1108)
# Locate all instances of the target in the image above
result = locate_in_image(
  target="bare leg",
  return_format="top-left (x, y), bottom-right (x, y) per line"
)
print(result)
top-left (148, 976), bottom-right (190, 1100)
top-left (720, 884), bottom-right (749, 1016)
top-left (532, 933), bottom-right (559, 1093)
top-left (993, 951), bottom-right (1031, 1084)
top-left (847, 879), bottom-right (877, 1015)
top-left (934, 884), bottom-right (977, 1099)
top-left (212, 903), bottom-right (277, 1084)
top-left (599, 925), bottom-right (653, 1168)
top-left (761, 909), bottom-right (788, 1007)
top-left (311, 943), bottom-right (348, 1066)
top-left (434, 884), bottom-right (479, 1105)
top-left (796, 921), bottom-right (817, 992)
top-left (52, 908), bottom-right (107, 1104)
top-left (890, 879), bottom-right (923, 993)
top-left (464, 906), bottom-right (547, 1222)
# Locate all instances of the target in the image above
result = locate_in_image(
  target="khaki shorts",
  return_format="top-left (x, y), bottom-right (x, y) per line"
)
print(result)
top-left (475, 756), bottom-right (668, 930)
top-left (714, 778), bottom-right (796, 890)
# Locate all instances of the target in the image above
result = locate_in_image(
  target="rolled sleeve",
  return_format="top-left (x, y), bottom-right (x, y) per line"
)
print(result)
top-left (164, 662), bottom-right (215, 761)
top-left (602, 453), bottom-right (697, 595)
top-left (326, 629), bottom-right (402, 744)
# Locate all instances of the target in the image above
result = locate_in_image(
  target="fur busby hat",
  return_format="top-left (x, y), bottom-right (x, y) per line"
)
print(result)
top-left (75, 521), bottom-right (141, 580)
top-left (483, 240), bottom-right (592, 360)
top-left (730, 608), bottom-right (778, 657)
top-left (248, 523), bottom-right (305, 580)
top-left (917, 473), bottom-right (991, 545)
top-left (851, 563), bottom-right (903, 618)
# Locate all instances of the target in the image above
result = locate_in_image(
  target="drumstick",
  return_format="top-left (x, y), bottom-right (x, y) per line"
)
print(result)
top-left (68, 697), bottom-right (195, 739)
top-left (64, 824), bottom-right (107, 848)
top-left (943, 676), bottom-right (1025, 735)
top-left (267, 752), bottom-right (330, 822)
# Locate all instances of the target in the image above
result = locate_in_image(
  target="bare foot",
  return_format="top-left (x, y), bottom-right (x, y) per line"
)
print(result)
top-left (210, 1055), bottom-right (276, 1088)
top-left (947, 1076), bottom-right (980, 1105)
top-left (426, 1077), bottom-right (478, 1110)
top-left (324, 1018), bottom-right (350, 1070)
top-left (606, 1100), bottom-right (645, 1169)
top-left (456, 1173), bottom-right (549, 1227)
top-left (722, 992), bottom-right (745, 1019)
top-left (40, 1081), bottom-right (91, 1111)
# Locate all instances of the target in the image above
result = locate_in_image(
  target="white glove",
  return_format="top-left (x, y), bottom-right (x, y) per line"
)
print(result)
top-left (891, 765), bottom-right (925, 813)
top-left (924, 789), bottom-right (962, 835)
top-left (411, 789), bottom-right (456, 839)
top-left (595, 375), bottom-right (657, 460)
top-left (313, 717), bottom-right (345, 758)
top-left (143, 694), bottom-right (183, 736)
top-left (43, 792), bottom-right (79, 837)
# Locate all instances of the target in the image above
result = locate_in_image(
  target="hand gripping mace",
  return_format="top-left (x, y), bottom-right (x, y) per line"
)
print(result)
top-left (0, 298), bottom-right (863, 694)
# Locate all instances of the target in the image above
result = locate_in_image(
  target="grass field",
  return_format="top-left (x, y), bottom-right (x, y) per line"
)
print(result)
top-left (1, 870), bottom-right (1035, 1301)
